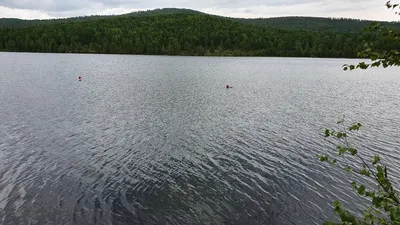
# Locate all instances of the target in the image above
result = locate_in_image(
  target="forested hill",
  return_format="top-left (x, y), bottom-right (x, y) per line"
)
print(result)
top-left (235, 16), bottom-right (400, 33)
top-left (2, 12), bottom-right (393, 58)
top-left (0, 8), bottom-right (203, 29)
top-left (1, 8), bottom-right (400, 32)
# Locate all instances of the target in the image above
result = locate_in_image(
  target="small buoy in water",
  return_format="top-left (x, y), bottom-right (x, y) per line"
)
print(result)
top-left (78, 76), bottom-right (82, 81)
top-left (226, 84), bottom-right (230, 89)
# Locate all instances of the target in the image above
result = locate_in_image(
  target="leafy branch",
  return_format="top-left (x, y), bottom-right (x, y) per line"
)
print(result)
top-left (343, 1), bottom-right (400, 71)
top-left (386, 0), bottom-right (400, 14)
top-left (320, 2), bottom-right (400, 224)
top-left (318, 118), bottom-right (400, 225)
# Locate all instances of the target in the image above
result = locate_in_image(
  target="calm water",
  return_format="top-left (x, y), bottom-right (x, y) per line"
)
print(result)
top-left (0, 53), bottom-right (399, 225)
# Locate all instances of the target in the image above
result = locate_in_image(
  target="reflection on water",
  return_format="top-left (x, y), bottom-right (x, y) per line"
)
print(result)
top-left (0, 53), bottom-right (399, 225)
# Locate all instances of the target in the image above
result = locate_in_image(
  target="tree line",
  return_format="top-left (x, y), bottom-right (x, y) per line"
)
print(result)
top-left (0, 13), bottom-right (397, 57)
top-left (236, 16), bottom-right (400, 33)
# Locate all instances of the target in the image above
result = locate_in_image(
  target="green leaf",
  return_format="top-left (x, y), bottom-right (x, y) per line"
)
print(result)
top-left (372, 61), bottom-right (381, 67)
top-left (340, 210), bottom-right (357, 224)
top-left (390, 207), bottom-right (400, 223)
top-left (325, 129), bottom-right (330, 137)
top-left (373, 197), bottom-right (383, 208)
top-left (358, 185), bottom-right (366, 195)
top-left (358, 62), bottom-right (369, 69)
top-left (363, 207), bottom-right (375, 223)
top-left (338, 146), bottom-right (346, 155)
top-left (377, 165), bottom-right (384, 177)
top-left (360, 169), bottom-right (371, 177)
top-left (376, 165), bottom-right (387, 183)
top-left (348, 148), bottom-right (357, 156)
top-left (372, 155), bottom-right (381, 165)
top-left (349, 123), bottom-right (362, 131)
top-left (333, 200), bottom-right (343, 215)
top-left (351, 181), bottom-right (357, 189)
top-left (383, 62), bottom-right (389, 68)
top-left (318, 155), bottom-right (329, 162)
top-left (349, 125), bottom-right (357, 131)
top-left (366, 191), bottom-right (375, 198)
top-left (378, 217), bottom-right (389, 225)
top-left (344, 166), bottom-right (353, 172)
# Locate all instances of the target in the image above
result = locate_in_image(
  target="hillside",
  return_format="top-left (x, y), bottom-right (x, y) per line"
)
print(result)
top-left (1, 13), bottom-right (388, 57)
top-left (235, 16), bottom-right (400, 33)
top-left (0, 8), bottom-right (203, 29)
top-left (1, 8), bottom-right (400, 32)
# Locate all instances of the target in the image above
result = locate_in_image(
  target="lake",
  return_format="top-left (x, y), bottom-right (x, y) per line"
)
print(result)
top-left (0, 52), bottom-right (399, 225)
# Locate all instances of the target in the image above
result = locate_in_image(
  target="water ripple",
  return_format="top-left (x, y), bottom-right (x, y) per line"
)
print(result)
top-left (0, 53), bottom-right (399, 225)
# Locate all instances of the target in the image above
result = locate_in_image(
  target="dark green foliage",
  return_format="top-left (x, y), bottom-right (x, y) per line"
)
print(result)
top-left (2, 8), bottom-right (400, 33)
top-left (372, 156), bottom-right (381, 165)
top-left (343, 1), bottom-right (400, 71)
top-left (318, 155), bottom-right (330, 162)
top-left (0, 8), bottom-right (204, 29)
top-left (1, 12), bottom-right (397, 57)
top-left (235, 16), bottom-right (400, 33)
top-left (1, 8), bottom-right (400, 57)
top-left (349, 123), bottom-right (362, 131)
top-left (319, 36), bottom-right (400, 219)
top-left (321, 118), bottom-right (400, 225)
top-left (325, 129), bottom-right (331, 137)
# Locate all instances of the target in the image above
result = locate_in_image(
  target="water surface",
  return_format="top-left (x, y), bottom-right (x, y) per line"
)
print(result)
top-left (0, 53), bottom-right (399, 225)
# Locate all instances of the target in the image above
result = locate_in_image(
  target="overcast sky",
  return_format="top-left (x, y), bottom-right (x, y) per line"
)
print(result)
top-left (0, 0), bottom-right (399, 21)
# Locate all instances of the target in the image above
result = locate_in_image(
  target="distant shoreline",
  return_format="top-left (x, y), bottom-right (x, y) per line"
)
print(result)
top-left (0, 51), bottom-right (363, 59)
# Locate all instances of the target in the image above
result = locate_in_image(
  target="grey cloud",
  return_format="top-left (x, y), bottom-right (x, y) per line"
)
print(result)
top-left (0, 0), bottom-right (142, 12)
top-left (0, 0), bottom-right (95, 11)
top-left (214, 0), bottom-right (313, 7)
top-left (0, 0), bottom-right (328, 12)
top-left (0, 0), bottom-right (391, 20)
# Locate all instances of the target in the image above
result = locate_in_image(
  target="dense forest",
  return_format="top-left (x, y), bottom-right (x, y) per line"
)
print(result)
top-left (2, 8), bottom-right (400, 32)
top-left (235, 16), bottom-right (400, 33)
top-left (0, 9), bottom-right (399, 57)
top-left (0, 8), bottom-right (204, 29)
